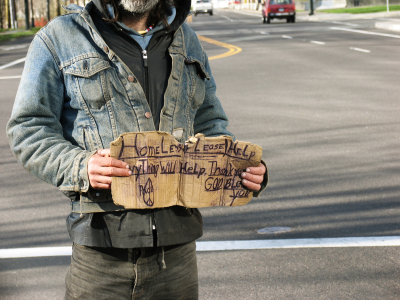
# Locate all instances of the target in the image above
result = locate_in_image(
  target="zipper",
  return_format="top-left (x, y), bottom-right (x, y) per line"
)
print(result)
top-left (142, 49), bottom-right (150, 102)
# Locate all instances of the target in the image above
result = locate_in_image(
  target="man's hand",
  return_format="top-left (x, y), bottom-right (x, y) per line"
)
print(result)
top-left (241, 163), bottom-right (266, 191)
top-left (88, 149), bottom-right (132, 189)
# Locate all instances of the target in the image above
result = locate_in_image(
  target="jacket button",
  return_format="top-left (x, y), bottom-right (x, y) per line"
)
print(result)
top-left (145, 111), bottom-right (152, 119)
top-left (128, 75), bottom-right (135, 82)
top-left (103, 46), bottom-right (109, 53)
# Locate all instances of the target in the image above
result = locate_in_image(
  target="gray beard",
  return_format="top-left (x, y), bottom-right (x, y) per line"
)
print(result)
top-left (119, 0), bottom-right (159, 14)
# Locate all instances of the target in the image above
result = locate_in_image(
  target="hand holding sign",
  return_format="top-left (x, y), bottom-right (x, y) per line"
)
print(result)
top-left (241, 163), bottom-right (266, 191)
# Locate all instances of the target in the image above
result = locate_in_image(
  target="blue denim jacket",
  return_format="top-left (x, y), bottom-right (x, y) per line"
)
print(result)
top-left (7, 2), bottom-right (234, 211)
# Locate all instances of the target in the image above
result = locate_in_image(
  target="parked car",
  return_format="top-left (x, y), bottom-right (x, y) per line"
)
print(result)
top-left (262, 0), bottom-right (296, 23)
top-left (193, 0), bottom-right (213, 16)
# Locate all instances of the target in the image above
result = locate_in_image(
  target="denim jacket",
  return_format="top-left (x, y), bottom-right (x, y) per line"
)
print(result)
top-left (7, 2), bottom-right (236, 213)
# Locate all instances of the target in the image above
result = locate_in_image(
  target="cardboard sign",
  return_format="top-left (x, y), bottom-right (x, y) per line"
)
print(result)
top-left (110, 132), bottom-right (262, 209)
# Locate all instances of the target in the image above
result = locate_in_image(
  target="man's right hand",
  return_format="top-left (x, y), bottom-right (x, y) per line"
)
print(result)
top-left (87, 149), bottom-right (132, 189)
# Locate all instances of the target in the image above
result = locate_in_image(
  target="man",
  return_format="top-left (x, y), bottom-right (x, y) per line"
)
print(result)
top-left (7, 0), bottom-right (267, 298)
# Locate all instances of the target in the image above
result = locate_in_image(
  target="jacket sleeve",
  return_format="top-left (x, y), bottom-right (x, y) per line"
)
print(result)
top-left (193, 50), bottom-right (235, 140)
top-left (6, 33), bottom-right (94, 193)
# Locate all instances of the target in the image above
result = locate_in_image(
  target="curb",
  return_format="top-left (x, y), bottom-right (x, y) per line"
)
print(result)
top-left (305, 10), bottom-right (400, 21)
top-left (225, 8), bottom-right (400, 22)
top-left (375, 20), bottom-right (400, 31)
top-left (0, 30), bottom-right (28, 36)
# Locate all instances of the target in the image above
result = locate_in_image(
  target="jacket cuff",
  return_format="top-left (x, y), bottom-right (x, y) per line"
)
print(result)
top-left (72, 150), bottom-right (97, 193)
top-left (252, 159), bottom-right (268, 198)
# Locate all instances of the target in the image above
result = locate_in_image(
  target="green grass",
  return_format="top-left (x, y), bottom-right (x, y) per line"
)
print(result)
top-left (320, 5), bottom-right (400, 14)
top-left (0, 27), bottom-right (41, 42)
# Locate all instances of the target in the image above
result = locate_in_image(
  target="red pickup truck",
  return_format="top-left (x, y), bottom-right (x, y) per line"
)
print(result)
top-left (262, 0), bottom-right (296, 23)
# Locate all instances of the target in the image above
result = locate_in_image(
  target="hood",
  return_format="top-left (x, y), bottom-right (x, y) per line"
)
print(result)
top-left (90, 0), bottom-right (191, 32)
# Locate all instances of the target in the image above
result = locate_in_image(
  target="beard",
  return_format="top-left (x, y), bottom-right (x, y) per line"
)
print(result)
top-left (119, 0), bottom-right (160, 14)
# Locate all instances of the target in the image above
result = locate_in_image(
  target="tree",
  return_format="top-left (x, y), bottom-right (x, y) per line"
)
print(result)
top-left (24, 0), bottom-right (30, 29)
top-left (0, 0), bottom-right (3, 29)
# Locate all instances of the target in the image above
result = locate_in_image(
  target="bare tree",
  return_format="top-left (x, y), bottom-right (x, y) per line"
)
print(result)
top-left (24, 0), bottom-right (30, 29)
top-left (0, 0), bottom-right (5, 29)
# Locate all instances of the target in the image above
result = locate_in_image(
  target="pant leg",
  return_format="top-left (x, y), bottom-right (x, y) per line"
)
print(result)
top-left (65, 244), bottom-right (137, 300)
top-left (133, 241), bottom-right (199, 300)
top-left (65, 241), bottom-right (198, 300)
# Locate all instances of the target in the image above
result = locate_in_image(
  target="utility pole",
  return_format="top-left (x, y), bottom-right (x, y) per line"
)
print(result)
top-left (24, 0), bottom-right (30, 29)
top-left (309, 0), bottom-right (314, 15)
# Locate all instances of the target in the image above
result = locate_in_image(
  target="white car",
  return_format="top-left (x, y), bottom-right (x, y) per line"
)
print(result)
top-left (193, 0), bottom-right (213, 16)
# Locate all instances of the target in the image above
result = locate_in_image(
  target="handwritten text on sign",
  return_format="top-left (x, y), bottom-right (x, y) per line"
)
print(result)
top-left (110, 132), bottom-right (262, 209)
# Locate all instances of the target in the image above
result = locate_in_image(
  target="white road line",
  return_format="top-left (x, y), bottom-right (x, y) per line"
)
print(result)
top-left (350, 47), bottom-right (371, 53)
top-left (1, 237), bottom-right (400, 258)
top-left (0, 44), bottom-right (29, 51)
top-left (329, 21), bottom-right (358, 26)
top-left (197, 237), bottom-right (400, 251)
top-left (0, 57), bottom-right (26, 70)
top-left (330, 26), bottom-right (400, 39)
top-left (282, 35), bottom-right (293, 39)
top-left (219, 14), bottom-right (233, 22)
top-left (225, 35), bottom-right (272, 43)
top-left (0, 247), bottom-right (72, 258)
top-left (310, 40), bottom-right (325, 45)
top-left (0, 75), bottom-right (22, 79)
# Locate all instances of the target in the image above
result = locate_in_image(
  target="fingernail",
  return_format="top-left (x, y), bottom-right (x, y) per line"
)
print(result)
top-left (125, 165), bottom-right (130, 169)
top-left (246, 168), bottom-right (250, 172)
top-left (128, 171), bottom-right (132, 175)
top-left (241, 172), bottom-right (246, 177)
top-left (242, 179), bottom-right (247, 184)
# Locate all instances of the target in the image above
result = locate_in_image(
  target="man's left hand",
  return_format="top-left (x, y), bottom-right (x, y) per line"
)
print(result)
top-left (241, 163), bottom-right (266, 191)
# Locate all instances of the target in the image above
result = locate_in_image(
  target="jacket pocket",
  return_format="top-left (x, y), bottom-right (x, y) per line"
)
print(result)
top-left (185, 60), bottom-right (206, 110)
top-left (65, 57), bottom-right (112, 109)
top-left (80, 125), bottom-right (97, 151)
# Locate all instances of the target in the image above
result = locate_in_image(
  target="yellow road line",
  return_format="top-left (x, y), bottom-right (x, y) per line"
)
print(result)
top-left (197, 35), bottom-right (242, 60)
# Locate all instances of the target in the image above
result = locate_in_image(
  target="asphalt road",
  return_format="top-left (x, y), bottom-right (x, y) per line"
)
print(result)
top-left (1, 9), bottom-right (400, 299)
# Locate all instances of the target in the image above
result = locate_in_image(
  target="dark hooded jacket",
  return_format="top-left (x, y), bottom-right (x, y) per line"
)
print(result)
top-left (67, 0), bottom-right (206, 248)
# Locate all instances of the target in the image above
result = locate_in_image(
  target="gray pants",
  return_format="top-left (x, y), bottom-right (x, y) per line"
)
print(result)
top-left (65, 241), bottom-right (198, 300)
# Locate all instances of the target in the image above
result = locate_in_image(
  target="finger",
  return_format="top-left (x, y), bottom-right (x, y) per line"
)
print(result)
top-left (90, 174), bottom-right (113, 185)
top-left (95, 156), bottom-right (130, 169)
top-left (90, 181), bottom-right (111, 189)
top-left (88, 158), bottom-right (131, 177)
top-left (241, 172), bottom-right (263, 185)
top-left (245, 163), bottom-right (266, 175)
top-left (96, 166), bottom-right (132, 177)
top-left (241, 179), bottom-right (261, 191)
top-left (89, 174), bottom-right (112, 189)
top-left (97, 149), bottom-right (111, 157)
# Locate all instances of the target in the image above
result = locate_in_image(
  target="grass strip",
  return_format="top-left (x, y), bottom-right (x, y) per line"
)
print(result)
top-left (0, 27), bottom-right (41, 42)
top-left (320, 5), bottom-right (400, 14)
